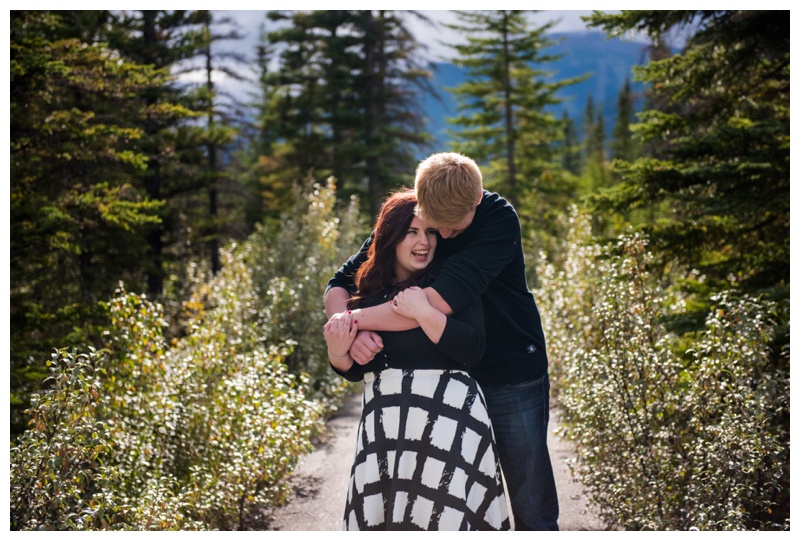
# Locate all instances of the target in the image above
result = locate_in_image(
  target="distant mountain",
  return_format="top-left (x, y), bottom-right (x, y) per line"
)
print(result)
top-left (422, 31), bottom-right (652, 148)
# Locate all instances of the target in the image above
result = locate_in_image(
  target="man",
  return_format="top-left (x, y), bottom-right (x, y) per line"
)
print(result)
top-left (324, 152), bottom-right (559, 530)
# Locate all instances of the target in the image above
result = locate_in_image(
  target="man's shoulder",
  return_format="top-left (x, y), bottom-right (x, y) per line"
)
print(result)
top-left (477, 190), bottom-right (519, 224)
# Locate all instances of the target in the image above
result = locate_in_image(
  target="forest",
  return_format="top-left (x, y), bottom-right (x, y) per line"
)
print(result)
top-left (9, 10), bottom-right (789, 531)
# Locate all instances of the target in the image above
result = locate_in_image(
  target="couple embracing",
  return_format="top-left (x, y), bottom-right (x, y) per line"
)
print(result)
top-left (323, 152), bottom-right (559, 531)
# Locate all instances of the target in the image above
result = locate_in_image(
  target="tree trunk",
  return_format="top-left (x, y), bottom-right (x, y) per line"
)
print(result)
top-left (143, 10), bottom-right (165, 295)
top-left (363, 10), bottom-right (385, 217)
top-left (205, 22), bottom-right (221, 275)
top-left (501, 12), bottom-right (518, 207)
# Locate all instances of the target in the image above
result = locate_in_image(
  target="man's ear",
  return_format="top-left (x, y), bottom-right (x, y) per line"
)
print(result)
top-left (476, 192), bottom-right (483, 205)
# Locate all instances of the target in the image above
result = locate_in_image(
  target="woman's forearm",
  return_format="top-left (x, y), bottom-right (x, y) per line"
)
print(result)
top-left (352, 301), bottom-right (419, 332)
top-left (328, 286), bottom-right (449, 334)
top-left (327, 351), bottom-right (354, 373)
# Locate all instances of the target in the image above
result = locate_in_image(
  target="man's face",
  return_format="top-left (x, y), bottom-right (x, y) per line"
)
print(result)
top-left (431, 208), bottom-right (476, 239)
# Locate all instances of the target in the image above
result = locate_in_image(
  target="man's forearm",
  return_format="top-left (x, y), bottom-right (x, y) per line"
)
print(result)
top-left (324, 287), bottom-right (351, 319)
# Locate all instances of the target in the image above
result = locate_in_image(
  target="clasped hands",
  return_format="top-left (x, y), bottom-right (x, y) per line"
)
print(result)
top-left (323, 287), bottom-right (431, 366)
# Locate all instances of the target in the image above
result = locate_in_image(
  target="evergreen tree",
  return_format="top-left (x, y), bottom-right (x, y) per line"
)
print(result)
top-left (260, 11), bottom-right (350, 194)
top-left (591, 108), bottom-right (606, 164)
top-left (104, 10), bottom-right (209, 294)
top-left (443, 10), bottom-right (587, 267)
top-left (246, 28), bottom-right (298, 225)
top-left (191, 10), bottom-right (249, 275)
top-left (610, 77), bottom-right (638, 162)
top-left (587, 10), bottom-right (789, 319)
top-left (258, 10), bottom-right (432, 216)
top-left (444, 10), bottom-right (583, 209)
top-left (579, 103), bottom-right (612, 235)
top-left (590, 108), bottom-right (607, 189)
top-left (9, 11), bottom-right (168, 434)
top-left (587, 11), bottom-right (790, 527)
top-left (581, 93), bottom-right (596, 164)
top-left (359, 10), bottom-right (435, 215)
top-left (559, 111), bottom-right (581, 176)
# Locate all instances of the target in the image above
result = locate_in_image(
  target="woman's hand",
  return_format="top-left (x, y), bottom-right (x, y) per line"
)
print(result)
top-left (324, 312), bottom-right (358, 371)
top-left (392, 286), bottom-right (447, 344)
top-left (391, 286), bottom-right (433, 321)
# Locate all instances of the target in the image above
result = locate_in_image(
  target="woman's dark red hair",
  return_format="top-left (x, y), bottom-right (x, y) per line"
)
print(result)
top-left (348, 188), bottom-right (437, 309)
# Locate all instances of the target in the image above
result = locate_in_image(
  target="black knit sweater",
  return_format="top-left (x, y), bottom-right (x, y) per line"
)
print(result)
top-left (327, 190), bottom-right (548, 387)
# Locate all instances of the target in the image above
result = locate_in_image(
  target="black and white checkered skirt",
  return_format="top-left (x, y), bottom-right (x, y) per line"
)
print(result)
top-left (343, 368), bottom-right (510, 531)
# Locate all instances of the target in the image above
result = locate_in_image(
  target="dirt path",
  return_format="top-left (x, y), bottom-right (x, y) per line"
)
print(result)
top-left (262, 389), bottom-right (607, 531)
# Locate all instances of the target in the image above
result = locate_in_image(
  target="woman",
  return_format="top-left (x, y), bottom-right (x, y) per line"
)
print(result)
top-left (324, 189), bottom-right (510, 531)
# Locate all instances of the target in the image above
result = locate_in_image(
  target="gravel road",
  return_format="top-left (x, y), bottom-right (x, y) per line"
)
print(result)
top-left (261, 388), bottom-right (607, 531)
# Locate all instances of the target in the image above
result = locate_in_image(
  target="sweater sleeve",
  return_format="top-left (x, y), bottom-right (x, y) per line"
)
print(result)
top-left (431, 202), bottom-right (519, 314)
top-left (329, 359), bottom-right (367, 382)
top-left (325, 234), bottom-right (372, 382)
top-left (324, 233), bottom-right (373, 296)
top-left (434, 297), bottom-right (485, 367)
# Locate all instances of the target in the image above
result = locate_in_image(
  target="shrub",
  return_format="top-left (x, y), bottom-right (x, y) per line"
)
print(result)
top-left (10, 178), bottom-right (363, 530)
top-left (10, 348), bottom-right (125, 530)
top-left (534, 210), bottom-right (789, 530)
top-left (10, 278), bottom-right (321, 530)
top-left (245, 177), bottom-right (364, 413)
top-left (679, 293), bottom-right (789, 530)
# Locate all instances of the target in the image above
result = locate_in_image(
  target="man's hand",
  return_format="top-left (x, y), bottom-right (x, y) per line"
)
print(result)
top-left (349, 330), bottom-right (384, 365)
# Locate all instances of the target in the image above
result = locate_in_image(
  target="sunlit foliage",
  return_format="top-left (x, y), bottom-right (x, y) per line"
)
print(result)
top-left (10, 181), bottom-right (363, 530)
top-left (534, 210), bottom-right (789, 530)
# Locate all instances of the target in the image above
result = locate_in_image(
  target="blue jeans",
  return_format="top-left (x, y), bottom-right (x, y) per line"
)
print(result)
top-left (481, 374), bottom-right (559, 531)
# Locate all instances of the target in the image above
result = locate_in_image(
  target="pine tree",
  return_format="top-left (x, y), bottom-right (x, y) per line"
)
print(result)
top-left (359, 10), bottom-right (435, 215)
top-left (580, 103), bottom-right (612, 235)
top-left (559, 111), bottom-right (581, 175)
top-left (192, 10), bottom-right (249, 275)
top-left (10, 10), bottom-right (167, 434)
top-left (104, 10), bottom-right (209, 294)
top-left (443, 10), bottom-right (587, 265)
top-left (258, 10), bottom-right (433, 216)
top-left (444, 10), bottom-right (583, 209)
top-left (590, 108), bottom-right (607, 189)
top-left (589, 10), bottom-right (790, 528)
top-left (610, 77), bottom-right (638, 162)
top-left (588, 10), bottom-right (789, 311)
top-left (582, 93), bottom-right (596, 164)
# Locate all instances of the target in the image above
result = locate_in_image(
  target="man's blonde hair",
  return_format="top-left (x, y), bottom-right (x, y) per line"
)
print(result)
top-left (414, 152), bottom-right (483, 227)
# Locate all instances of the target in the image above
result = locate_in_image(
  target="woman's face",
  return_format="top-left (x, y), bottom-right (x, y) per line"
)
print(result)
top-left (394, 215), bottom-right (437, 282)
